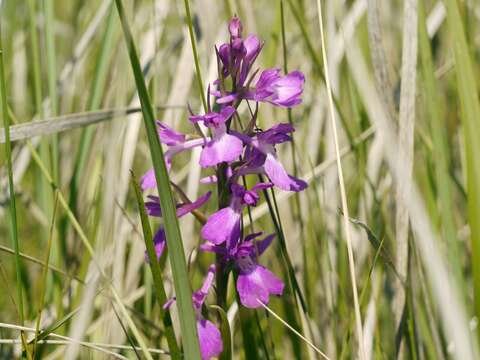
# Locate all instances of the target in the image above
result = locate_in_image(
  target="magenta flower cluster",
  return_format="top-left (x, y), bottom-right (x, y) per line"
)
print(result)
top-left (141, 16), bottom-right (306, 359)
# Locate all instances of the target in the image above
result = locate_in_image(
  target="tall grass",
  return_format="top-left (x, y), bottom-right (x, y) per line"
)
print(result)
top-left (1, 1), bottom-right (479, 359)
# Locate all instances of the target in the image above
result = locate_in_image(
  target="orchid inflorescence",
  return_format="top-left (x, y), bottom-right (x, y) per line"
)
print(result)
top-left (141, 16), bottom-right (306, 359)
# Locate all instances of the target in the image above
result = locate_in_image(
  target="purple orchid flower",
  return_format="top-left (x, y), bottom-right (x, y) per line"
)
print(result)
top-left (245, 68), bottom-right (305, 107)
top-left (201, 182), bottom-right (272, 246)
top-left (201, 233), bottom-right (284, 308)
top-left (216, 67), bottom-right (304, 108)
top-left (141, 122), bottom-right (207, 191)
top-left (234, 123), bottom-right (307, 192)
top-left (189, 106), bottom-right (243, 167)
top-left (164, 265), bottom-right (223, 360)
top-left (144, 192), bottom-right (211, 262)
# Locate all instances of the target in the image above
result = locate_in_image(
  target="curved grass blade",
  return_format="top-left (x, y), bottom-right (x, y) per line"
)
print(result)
top-left (114, 1), bottom-right (201, 358)
top-left (131, 172), bottom-right (180, 359)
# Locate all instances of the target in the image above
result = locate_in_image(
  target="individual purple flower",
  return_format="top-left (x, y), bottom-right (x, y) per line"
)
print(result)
top-left (201, 183), bottom-right (272, 246)
top-left (245, 68), bottom-right (305, 107)
top-left (143, 192), bottom-right (211, 261)
top-left (234, 123), bottom-right (307, 192)
top-left (189, 106), bottom-right (243, 167)
top-left (164, 265), bottom-right (223, 360)
top-left (201, 233), bottom-right (284, 308)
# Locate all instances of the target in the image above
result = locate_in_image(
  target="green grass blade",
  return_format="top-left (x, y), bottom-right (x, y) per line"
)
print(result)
top-left (131, 173), bottom-right (181, 359)
top-left (69, 1), bottom-right (117, 213)
top-left (443, 0), bottom-right (480, 327)
top-left (43, 0), bottom-right (59, 181)
top-left (418, 0), bottom-right (462, 283)
top-left (183, 0), bottom-right (207, 112)
top-left (30, 307), bottom-right (81, 345)
top-left (114, 1), bottom-right (202, 358)
top-left (0, 20), bottom-right (24, 328)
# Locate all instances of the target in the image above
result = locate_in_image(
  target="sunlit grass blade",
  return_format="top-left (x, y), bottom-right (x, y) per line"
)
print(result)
top-left (114, 1), bottom-right (202, 358)
top-left (393, 0), bottom-right (418, 354)
top-left (443, 0), bottom-right (480, 323)
top-left (131, 172), bottom-right (180, 359)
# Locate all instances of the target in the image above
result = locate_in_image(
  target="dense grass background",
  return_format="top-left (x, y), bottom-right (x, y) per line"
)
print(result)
top-left (1, 0), bottom-right (480, 358)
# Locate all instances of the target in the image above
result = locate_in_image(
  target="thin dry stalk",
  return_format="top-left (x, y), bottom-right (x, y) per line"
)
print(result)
top-left (316, 1), bottom-right (366, 359)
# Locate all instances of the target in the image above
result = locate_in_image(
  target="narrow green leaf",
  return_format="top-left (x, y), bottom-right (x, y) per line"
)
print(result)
top-left (418, 0), bottom-right (462, 283)
top-left (114, 1), bottom-right (202, 358)
top-left (29, 307), bottom-right (80, 345)
top-left (131, 172), bottom-right (180, 359)
top-left (444, 0), bottom-right (480, 326)
top-left (42, 0), bottom-right (59, 182)
top-left (69, 1), bottom-right (117, 213)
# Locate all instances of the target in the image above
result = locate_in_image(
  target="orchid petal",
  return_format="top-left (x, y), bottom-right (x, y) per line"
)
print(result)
top-left (197, 318), bottom-right (223, 360)
top-left (201, 207), bottom-right (241, 245)
top-left (199, 131), bottom-right (243, 167)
